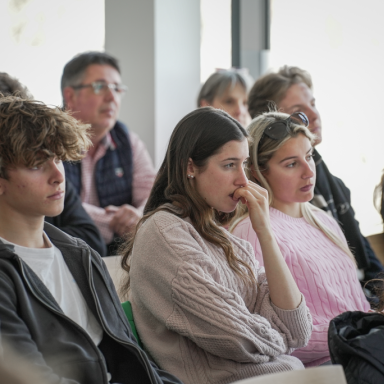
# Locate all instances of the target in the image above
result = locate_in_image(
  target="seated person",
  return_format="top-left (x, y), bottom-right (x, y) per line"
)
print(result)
top-left (374, 172), bottom-right (384, 224)
top-left (247, 66), bottom-right (384, 286)
top-left (120, 107), bottom-right (312, 384)
top-left (0, 71), bottom-right (105, 255)
top-left (0, 96), bottom-right (181, 384)
top-left (61, 52), bottom-right (156, 255)
top-left (230, 111), bottom-right (370, 367)
top-left (197, 68), bottom-right (252, 126)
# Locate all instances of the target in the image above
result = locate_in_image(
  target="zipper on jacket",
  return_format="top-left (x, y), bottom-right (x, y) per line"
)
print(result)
top-left (85, 251), bottom-right (159, 384)
top-left (15, 256), bottom-right (110, 384)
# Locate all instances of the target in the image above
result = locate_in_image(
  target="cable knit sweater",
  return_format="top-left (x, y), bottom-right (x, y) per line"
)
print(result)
top-left (129, 206), bottom-right (312, 384)
top-left (232, 207), bottom-right (370, 367)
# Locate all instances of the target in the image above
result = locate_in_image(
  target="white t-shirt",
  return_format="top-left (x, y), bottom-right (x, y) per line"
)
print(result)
top-left (1, 233), bottom-right (103, 346)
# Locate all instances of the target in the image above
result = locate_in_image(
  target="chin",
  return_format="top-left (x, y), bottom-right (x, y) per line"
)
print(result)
top-left (216, 203), bottom-right (239, 214)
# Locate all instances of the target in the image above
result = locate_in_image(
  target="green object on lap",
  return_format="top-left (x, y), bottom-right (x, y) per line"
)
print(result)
top-left (121, 301), bottom-right (143, 348)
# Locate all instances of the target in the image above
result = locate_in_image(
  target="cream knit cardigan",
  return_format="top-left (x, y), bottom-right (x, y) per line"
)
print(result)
top-left (129, 207), bottom-right (312, 384)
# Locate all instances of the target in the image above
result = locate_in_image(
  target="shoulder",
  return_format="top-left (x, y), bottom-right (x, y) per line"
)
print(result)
top-left (138, 209), bottom-right (196, 242)
top-left (43, 222), bottom-right (93, 251)
top-left (311, 205), bottom-right (340, 229)
top-left (113, 121), bottom-right (142, 147)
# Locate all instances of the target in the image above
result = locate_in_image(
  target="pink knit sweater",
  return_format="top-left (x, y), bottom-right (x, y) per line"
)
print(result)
top-left (129, 207), bottom-right (312, 384)
top-left (232, 207), bottom-right (370, 367)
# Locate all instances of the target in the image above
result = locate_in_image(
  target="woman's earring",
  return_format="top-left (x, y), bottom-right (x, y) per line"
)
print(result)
top-left (187, 174), bottom-right (195, 179)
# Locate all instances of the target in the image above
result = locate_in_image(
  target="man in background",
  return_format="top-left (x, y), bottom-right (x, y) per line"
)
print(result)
top-left (62, 52), bottom-right (156, 255)
top-left (248, 65), bottom-right (384, 290)
top-left (0, 72), bottom-right (105, 255)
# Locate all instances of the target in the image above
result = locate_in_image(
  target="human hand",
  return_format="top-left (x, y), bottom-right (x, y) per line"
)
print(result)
top-left (232, 181), bottom-right (271, 234)
top-left (105, 204), bottom-right (142, 237)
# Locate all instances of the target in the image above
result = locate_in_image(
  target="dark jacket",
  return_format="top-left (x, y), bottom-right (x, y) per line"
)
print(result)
top-left (45, 179), bottom-right (106, 256)
top-left (64, 121), bottom-right (134, 255)
top-left (328, 311), bottom-right (384, 384)
top-left (313, 149), bottom-right (383, 283)
top-left (0, 223), bottom-right (182, 384)
top-left (64, 121), bottom-right (134, 209)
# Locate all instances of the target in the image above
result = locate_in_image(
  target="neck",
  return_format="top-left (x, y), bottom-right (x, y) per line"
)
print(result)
top-left (271, 201), bottom-right (302, 218)
top-left (0, 205), bottom-right (46, 248)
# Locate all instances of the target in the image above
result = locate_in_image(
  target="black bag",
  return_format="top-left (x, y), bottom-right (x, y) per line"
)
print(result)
top-left (328, 311), bottom-right (384, 384)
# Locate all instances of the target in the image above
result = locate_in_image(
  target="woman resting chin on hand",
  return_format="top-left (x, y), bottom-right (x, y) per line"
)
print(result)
top-left (230, 111), bottom-right (370, 367)
top-left (120, 107), bottom-right (312, 384)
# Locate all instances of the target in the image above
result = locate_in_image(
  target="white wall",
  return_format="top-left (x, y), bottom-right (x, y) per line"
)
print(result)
top-left (105, 0), bottom-right (201, 168)
top-left (269, 0), bottom-right (384, 236)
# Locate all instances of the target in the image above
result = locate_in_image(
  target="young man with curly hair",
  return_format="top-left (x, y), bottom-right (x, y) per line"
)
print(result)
top-left (0, 96), bottom-right (181, 384)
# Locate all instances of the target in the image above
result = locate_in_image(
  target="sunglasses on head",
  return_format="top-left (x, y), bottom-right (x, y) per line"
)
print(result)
top-left (261, 112), bottom-right (309, 141)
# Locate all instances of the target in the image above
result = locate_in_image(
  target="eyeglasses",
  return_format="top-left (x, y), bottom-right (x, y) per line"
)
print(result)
top-left (72, 81), bottom-right (128, 96)
top-left (261, 112), bottom-right (309, 141)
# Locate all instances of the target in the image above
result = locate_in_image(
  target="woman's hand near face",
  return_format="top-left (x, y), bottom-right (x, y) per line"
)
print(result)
top-left (234, 181), bottom-right (302, 310)
top-left (233, 181), bottom-right (271, 234)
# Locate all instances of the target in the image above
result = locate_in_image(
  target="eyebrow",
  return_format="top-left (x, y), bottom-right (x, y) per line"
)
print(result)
top-left (279, 148), bottom-right (313, 163)
top-left (220, 157), bottom-right (249, 162)
top-left (287, 98), bottom-right (316, 110)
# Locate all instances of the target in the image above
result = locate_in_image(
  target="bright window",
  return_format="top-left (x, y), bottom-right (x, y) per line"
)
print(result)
top-left (200, 0), bottom-right (232, 83)
top-left (270, 0), bottom-right (384, 236)
top-left (0, 0), bottom-right (105, 106)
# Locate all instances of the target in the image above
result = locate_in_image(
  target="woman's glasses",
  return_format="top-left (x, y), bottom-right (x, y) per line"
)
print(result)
top-left (261, 112), bottom-right (309, 141)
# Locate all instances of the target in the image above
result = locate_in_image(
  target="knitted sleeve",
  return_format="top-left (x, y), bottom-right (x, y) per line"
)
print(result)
top-left (130, 211), bottom-right (312, 364)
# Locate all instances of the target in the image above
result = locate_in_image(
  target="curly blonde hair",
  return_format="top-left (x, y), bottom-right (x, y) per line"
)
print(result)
top-left (0, 96), bottom-right (91, 178)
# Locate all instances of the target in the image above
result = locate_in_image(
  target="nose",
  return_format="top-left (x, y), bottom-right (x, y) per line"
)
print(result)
top-left (306, 106), bottom-right (320, 126)
top-left (302, 160), bottom-right (315, 180)
top-left (49, 159), bottom-right (65, 185)
top-left (236, 166), bottom-right (248, 186)
top-left (104, 86), bottom-right (118, 103)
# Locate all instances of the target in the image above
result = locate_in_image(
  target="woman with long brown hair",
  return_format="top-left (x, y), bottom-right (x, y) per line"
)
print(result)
top-left (120, 107), bottom-right (312, 384)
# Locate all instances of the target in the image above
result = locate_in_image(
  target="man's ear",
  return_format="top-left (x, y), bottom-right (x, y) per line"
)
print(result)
top-left (187, 158), bottom-right (196, 178)
top-left (200, 99), bottom-right (210, 108)
top-left (63, 87), bottom-right (76, 110)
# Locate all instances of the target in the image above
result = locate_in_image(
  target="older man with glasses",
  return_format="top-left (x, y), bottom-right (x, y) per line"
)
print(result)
top-left (62, 52), bottom-right (156, 255)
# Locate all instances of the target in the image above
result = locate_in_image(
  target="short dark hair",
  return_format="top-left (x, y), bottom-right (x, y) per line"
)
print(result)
top-left (0, 72), bottom-right (31, 99)
top-left (248, 66), bottom-right (313, 118)
top-left (61, 51), bottom-right (121, 102)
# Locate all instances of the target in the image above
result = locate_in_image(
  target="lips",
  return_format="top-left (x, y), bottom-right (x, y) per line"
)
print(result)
top-left (47, 191), bottom-right (64, 200)
top-left (300, 184), bottom-right (313, 192)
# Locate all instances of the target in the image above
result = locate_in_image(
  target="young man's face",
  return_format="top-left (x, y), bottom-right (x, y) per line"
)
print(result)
top-left (0, 158), bottom-right (65, 220)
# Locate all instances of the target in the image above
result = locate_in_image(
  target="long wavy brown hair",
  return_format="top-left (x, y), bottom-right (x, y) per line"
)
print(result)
top-left (120, 107), bottom-right (256, 298)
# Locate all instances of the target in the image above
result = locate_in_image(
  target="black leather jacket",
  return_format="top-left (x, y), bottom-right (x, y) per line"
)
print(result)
top-left (0, 223), bottom-right (182, 384)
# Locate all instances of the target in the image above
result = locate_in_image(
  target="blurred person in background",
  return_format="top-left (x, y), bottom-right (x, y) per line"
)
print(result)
top-left (0, 71), bottom-right (105, 255)
top-left (374, 172), bottom-right (384, 225)
top-left (247, 66), bottom-right (384, 292)
top-left (197, 68), bottom-right (252, 126)
top-left (62, 52), bottom-right (156, 255)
